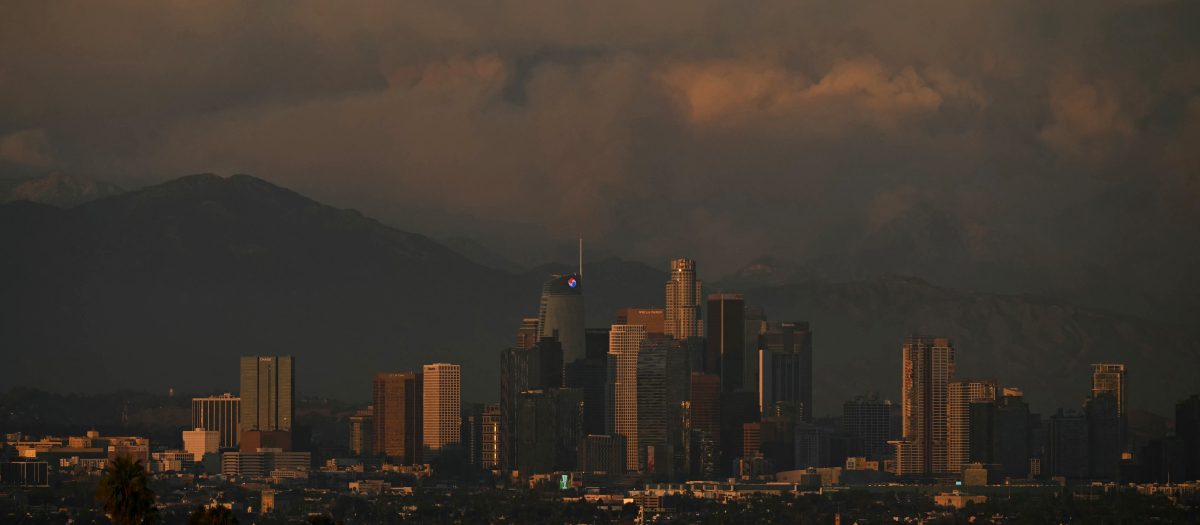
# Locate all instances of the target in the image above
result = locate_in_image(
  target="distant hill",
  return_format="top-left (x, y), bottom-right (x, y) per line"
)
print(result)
top-left (1, 174), bottom-right (1196, 416)
top-left (442, 236), bottom-right (526, 275)
top-left (0, 171), bottom-right (122, 208)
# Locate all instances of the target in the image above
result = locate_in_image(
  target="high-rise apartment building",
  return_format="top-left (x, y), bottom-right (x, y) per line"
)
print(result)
top-left (706, 294), bottom-right (745, 392)
top-left (516, 319), bottom-right (540, 350)
top-left (609, 324), bottom-right (648, 472)
top-left (462, 404), bottom-right (484, 468)
top-left (894, 336), bottom-right (956, 475)
top-left (373, 373), bottom-right (423, 465)
top-left (948, 379), bottom-right (998, 474)
top-left (757, 321), bottom-right (813, 421)
top-left (1092, 364), bottom-right (1126, 417)
top-left (423, 364), bottom-right (461, 461)
top-left (1093, 363), bottom-right (1127, 449)
top-left (481, 404), bottom-right (501, 469)
top-left (350, 407), bottom-right (374, 457)
top-left (192, 393), bottom-right (241, 449)
top-left (539, 274), bottom-right (585, 364)
top-left (843, 393), bottom-right (892, 461)
top-left (665, 259), bottom-right (703, 340)
top-left (616, 308), bottom-right (666, 335)
top-left (240, 356), bottom-right (295, 432)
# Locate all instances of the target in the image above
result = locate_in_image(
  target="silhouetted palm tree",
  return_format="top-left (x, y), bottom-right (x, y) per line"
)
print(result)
top-left (188, 505), bottom-right (239, 525)
top-left (96, 455), bottom-right (159, 525)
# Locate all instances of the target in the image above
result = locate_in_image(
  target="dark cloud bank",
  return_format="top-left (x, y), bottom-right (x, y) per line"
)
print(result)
top-left (1, 0), bottom-right (1199, 403)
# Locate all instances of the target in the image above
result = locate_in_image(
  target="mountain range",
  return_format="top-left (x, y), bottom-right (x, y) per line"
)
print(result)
top-left (1, 173), bottom-right (1197, 416)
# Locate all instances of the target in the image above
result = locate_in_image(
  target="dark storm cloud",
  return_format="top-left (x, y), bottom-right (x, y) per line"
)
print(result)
top-left (1, 0), bottom-right (1198, 277)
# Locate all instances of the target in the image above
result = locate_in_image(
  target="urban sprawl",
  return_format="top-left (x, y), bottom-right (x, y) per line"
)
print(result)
top-left (2, 259), bottom-right (1199, 524)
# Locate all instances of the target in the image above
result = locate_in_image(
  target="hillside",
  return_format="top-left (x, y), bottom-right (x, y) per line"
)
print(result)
top-left (1, 174), bottom-right (1196, 416)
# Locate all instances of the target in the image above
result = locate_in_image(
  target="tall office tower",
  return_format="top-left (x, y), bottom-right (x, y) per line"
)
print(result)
top-left (349, 407), bottom-right (374, 457)
top-left (462, 403), bottom-right (484, 468)
top-left (689, 429), bottom-right (717, 479)
top-left (481, 404), bottom-right (501, 469)
top-left (1178, 395), bottom-right (1200, 482)
top-left (1049, 408), bottom-right (1089, 479)
top-left (895, 336), bottom-right (956, 475)
top-left (969, 389), bottom-right (1031, 479)
top-left (192, 394), bottom-right (241, 449)
top-left (515, 388), bottom-right (584, 475)
top-left (721, 390), bottom-right (760, 475)
top-left (666, 340), bottom-right (693, 449)
top-left (759, 416), bottom-right (797, 471)
top-left (609, 324), bottom-right (648, 472)
top-left (565, 357), bottom-right (608, 437)
top-left (743, 307), bottom-right (768, 395)
top-left (539, 274), bottom-right (585, 364)
top-left (706, 293), bottom-right (745, 391)
top-left (948, 379), bottom-right (999, 474)
top-left (758, 321), bottom-right (814, 422)
top-left (240, 356), bottom-right (295, 432)
top-left (1093, 363), bottom-right (1127, 449)
top-left (665, 259), bottom-right (703, 339)
top-left (690, 373), bottom-right (722, 470)
top-left (843, 393), bottom-right (892, 461)
top-left (423, 364), bottom-right (461, 461)
top-left (635, 337), bottom-right (676, 474)
top-left (373, 372), bottom-right (423, 465)
top-left (516, 319), bottom-right (540, 350)
top-left (500, 336), bottom-right (564, 470)
top-left (585, 328), bottom-right (611, 360)
top-left (743, 423), bottom-right (762, 458)
top-left (616, 308), bottom-right (666, 335)
top-left (1085, 395), bottom-right (1120, 479)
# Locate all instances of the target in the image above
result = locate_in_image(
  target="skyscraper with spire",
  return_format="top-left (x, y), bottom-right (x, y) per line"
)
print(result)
top-left (538, 274), bottom-right (585, 364)
top-left (665, 259), bottom-right (703, 340)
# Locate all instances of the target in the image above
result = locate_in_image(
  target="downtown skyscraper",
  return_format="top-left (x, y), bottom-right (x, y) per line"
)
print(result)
top-left (665, 259), bottom-right (703, 340)
top-left (947, 379), bottom-right (998, 474)
top-left (539, 274), bottom-right (585, 364)
top-left (239, 356), bottom-right (295, 432)
top-left (609, 324), bottom-right (648, 472)
top-left (373, 372), bottom-right (423, 464)
top-left (706, 293), bottom-right (745, 392)
top-left (423, 363), bottom-right (461, 461)
top-left (192, 393), bottom-right (240, 449)
top-left (893, 336), bottom-right (956, 475)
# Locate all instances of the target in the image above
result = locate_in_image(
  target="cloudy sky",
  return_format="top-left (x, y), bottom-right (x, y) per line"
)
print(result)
top-left (2, 0), bottom-right (1198, 283)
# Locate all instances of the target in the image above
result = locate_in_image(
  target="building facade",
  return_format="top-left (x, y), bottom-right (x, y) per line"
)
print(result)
top-left (423, 363), bottom-right (461, 461)
top-left (500, 337), bottom-right (564, 470)
top-left (895, 336), bottom-right (956, 475)
top-left (609, 324), bottom-right (648, 472)
top-left (664, 259), bottom-right (703, 340)
top-left (617, 308), bottom-right (666, 335)
top-left (192, 394), bottom-right (241, 449)
top-left (706, 294), bottom-right (745, 392)
top-left (481, 404), bottom-right (500, 469)
top-left (843, 393), bottom-right (892, 461)
top-left (757, 321), bottom-right (813, 422)
top-left (1049, 408), bottom-right (1089, 479)
top-left (182, 429), bottom-right (220, 462)
top-left (373, 372), bottom-right (423, 465)
top-left (948, 379), bottom-right (999, 474)
top-left (240, 356), bottom-right (295, 433)
top-left (349, 407), bottom-right (374, 457)
top-left (539, 274), bottom-right (585, 364)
